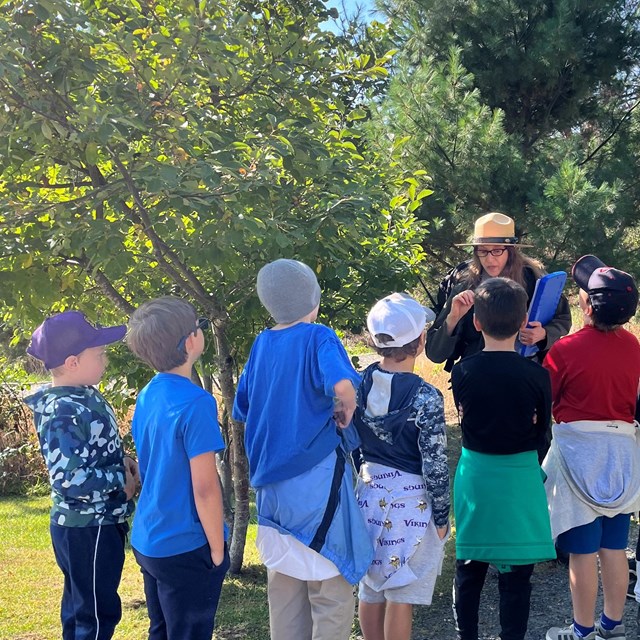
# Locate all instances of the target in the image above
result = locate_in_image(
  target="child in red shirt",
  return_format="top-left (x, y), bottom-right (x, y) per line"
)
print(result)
top-left (545, 255), bottom-right (640, 640)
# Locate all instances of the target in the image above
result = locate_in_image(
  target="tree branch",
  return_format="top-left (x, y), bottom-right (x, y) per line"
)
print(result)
top-left (65, 255), bottom-right (135, 315)
top-left (12, 181), bottom-right (93, 190)
top-left (107, 148), bottom-right (227, 319)
top-left (579, 99), bottom-right (640, 167)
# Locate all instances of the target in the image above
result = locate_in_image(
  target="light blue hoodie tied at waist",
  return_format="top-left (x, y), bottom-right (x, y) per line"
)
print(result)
top-left (543, 420), bottom-right (640, 539)
top-left (255, 437), bottom-right (374, 585)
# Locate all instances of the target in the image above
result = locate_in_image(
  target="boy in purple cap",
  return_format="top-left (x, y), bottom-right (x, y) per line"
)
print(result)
top-left (24, 310), bottom-right (138, 640)
top-left (544, 256), bottom-right (640, 640)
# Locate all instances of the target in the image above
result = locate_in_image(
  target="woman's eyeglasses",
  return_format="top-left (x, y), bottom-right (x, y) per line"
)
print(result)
top-left (475, 248), bottom-right (508, 258)
top-left (177, 317), bottom-right (210, 352)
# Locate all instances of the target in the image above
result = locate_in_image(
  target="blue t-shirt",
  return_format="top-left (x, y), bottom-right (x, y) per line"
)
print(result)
top-left (131, 373), bottom-right (226, 557)
top-left (232, 322), bottom-right (361, 487)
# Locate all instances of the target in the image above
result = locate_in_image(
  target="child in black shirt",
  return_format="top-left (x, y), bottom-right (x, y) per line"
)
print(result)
top-left (451, 277), bottom-right (555, 640)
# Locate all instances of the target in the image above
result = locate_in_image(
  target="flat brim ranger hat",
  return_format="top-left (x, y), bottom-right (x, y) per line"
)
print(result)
top-left (455, 212), bottom-right (533, 247)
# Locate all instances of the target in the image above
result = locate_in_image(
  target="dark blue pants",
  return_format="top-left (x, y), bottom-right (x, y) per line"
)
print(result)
top-left (453, 560), bottom-right (534, 640)
top-left (50, 522), bottom-right (127, 640)
top-left (133, 543), bottom-right (229, 640)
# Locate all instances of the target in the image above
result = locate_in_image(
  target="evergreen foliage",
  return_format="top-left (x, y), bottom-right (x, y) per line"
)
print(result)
top-left (376, 0), bottom-right (640, 276)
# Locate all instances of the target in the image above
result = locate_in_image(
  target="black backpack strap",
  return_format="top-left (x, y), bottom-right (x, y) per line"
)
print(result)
top-left (309, 446), bottom-right (346, 553)
top-left (435, 260), bottom-right (471, 315)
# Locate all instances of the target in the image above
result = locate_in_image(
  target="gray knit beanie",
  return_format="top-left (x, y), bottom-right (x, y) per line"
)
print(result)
top-left (257, 259), bottom-right (321, 324)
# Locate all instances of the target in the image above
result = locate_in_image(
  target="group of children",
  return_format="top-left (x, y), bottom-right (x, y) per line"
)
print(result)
top-left (24, 252), bottom-right (640, 640)
top-left (26, 298), bottom-right (229, 640)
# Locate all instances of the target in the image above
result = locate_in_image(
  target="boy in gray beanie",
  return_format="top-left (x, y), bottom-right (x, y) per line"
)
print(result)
top-left (256, 258), bottom-right (321, 324)
top-left (233, 258), bottom-right (373, 640)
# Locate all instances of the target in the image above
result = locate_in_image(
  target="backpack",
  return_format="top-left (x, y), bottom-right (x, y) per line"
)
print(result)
top-left (434, 260), bottom-right (472, 316)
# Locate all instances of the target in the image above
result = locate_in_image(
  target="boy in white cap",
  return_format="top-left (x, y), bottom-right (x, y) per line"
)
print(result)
top-left (544, 256), bottom-right (640, 640)
top-left (232, 259), bottom-right (373, 640)
top-left (353, 293), bottom-right (450, 640)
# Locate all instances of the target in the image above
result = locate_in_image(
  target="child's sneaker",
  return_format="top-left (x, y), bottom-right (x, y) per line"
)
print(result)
top-left (627, 558), bottom-right (637, 600)
top-left (546, 625), bottom-right (598, 640)
top-left (595, 619), bottom-right (626, 640)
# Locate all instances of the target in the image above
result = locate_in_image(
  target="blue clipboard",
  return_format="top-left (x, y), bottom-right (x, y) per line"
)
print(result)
top-left (516, 271), bottom-right (567, 357)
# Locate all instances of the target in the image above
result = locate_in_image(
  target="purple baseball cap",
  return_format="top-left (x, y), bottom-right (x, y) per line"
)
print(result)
top-left (27, 310), bottom-right (126, 369)
top-left (572, 255), bottom-right (639, 325)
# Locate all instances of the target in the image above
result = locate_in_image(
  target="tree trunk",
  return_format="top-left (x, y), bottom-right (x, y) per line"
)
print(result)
top-left (216, 410), bottom-right (235, 533)
top-left (213, 320), bottom-right (250, 574)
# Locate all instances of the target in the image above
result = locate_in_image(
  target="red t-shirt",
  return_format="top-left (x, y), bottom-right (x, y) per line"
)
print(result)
top-left (543, 325), bottom-right (640, 423)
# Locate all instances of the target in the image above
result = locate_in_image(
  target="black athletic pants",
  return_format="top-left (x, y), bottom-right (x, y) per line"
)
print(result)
top-left (453, 559), bottom-right (534, 640)
top-left (133, 542), bottom-right (229, 640)
top-left (50, 522), bottom-right (127, 640)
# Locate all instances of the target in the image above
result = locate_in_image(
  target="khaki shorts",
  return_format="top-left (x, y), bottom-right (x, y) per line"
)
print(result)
top-left (267, 570), bottom-right (355, 640)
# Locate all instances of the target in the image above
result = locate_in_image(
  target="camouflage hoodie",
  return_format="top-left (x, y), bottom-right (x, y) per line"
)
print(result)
top-left (24, 385), bottom-right (134, 527)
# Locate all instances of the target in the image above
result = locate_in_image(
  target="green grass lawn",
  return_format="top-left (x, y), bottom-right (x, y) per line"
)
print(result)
top-left (0, 492), bottom-right (458, 640)
top-left (0, 496), bottom-right (271, 640)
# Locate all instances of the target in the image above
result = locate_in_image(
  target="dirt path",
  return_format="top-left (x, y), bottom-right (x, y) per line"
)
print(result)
top-left (409, 545), bottom-right (639, 640)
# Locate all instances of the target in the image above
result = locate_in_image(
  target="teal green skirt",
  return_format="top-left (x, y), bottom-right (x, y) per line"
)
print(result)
top-left (454, 447), bottom-right (555, 568)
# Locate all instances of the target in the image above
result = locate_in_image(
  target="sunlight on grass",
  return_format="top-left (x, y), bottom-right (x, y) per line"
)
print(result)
top-left (0, 491), bottom-right (459, 640)
top-left (0, 496), bottom-right (59, 639)
top-left (0, 496), bottom-right (273, 640)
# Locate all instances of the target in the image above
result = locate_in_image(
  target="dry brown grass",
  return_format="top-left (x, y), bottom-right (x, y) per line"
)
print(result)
top-left (415, 353), bottom-right (458, 423)
top-left (0, 385), bottom-right (47, 494)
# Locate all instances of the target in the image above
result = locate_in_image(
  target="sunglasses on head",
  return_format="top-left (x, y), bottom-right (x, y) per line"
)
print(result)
top-left (177, 317), bottom-right (210, 352)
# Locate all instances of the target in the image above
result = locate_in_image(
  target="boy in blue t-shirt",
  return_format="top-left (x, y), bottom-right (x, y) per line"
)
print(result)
top-left (127, 296), bottom-right (229, 640)
top-left (233, 259), bottom-right (373, 640)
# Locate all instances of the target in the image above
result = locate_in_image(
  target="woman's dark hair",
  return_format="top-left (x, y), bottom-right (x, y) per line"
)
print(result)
top-left (369, 333), bottom-right (422, 362)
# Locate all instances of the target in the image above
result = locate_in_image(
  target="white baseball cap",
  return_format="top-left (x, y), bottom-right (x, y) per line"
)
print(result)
top-left (367, 293), bottom-right (435, 348)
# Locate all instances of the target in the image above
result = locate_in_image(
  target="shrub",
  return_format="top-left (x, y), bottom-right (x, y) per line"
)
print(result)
top-left (0, 383), bottom-right (47, 495)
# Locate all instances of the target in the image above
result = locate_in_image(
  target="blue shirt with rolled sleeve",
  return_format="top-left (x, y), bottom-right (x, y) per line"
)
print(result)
top-left (233, 322), bottom-right (361, 487)
top-left (131, 372), bottom-right (226, 558)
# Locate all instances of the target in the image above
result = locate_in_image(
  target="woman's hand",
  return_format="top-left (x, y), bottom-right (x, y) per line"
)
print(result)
top-left (519, 321), bottom-right (546, 346)
top-left (445, 290), bottom-right (475, 335)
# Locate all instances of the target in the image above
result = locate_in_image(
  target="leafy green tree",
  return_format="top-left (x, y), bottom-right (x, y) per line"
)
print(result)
top-left (0, 0), bottom-right (430, 570)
